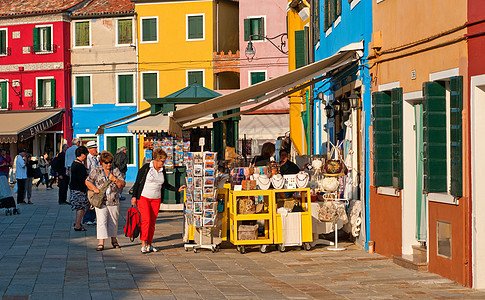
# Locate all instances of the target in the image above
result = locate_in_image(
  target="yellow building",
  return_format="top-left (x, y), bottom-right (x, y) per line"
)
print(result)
top-left (133, 0), bottom-right (239, 163)
top-left (287, 0), bottom-right (310, 155)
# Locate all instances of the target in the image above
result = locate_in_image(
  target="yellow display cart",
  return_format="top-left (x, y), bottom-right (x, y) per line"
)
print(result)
top-left (273, 188), bottom-right (313, 251)
top-left (229, 189), bottom-right (274, 254)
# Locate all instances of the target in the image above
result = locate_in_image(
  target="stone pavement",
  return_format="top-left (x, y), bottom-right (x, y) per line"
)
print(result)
top-left (1, 186), bottom-right (485, 299)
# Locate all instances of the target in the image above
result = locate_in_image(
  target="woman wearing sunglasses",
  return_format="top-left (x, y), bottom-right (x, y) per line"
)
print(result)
top-left (86, 150), bottom-right (126, 251)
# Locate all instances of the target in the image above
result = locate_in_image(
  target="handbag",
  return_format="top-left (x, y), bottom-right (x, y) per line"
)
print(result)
top-left (88, 180), bottom-right (111, 209)
top-left (322, 143), bottom-right (347, 177)
top-left (318, 199), bottom-right (339, 223)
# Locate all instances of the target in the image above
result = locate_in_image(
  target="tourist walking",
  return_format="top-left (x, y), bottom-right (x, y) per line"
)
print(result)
top-left (86, 151), bottom-right (125, 251)
top-left (15, 149), bottom-right (27, 204)
top-left (36, 153), bottom-right (50, 189)
top-left (25, 153), bottom-right (35, 204)
top-left (70, 146), bottom-right (90, 231)
top-left (82, 141), bottom-right (99, 225)
top-left (0, 148), bottom-right (11, 179)
top-left (131, 149), bottom-right (186, 253)
top-left (52, 144), bottom-right (69, 204)
top-left (65, 138), bottom-right (80, 176)
top-left (113, 146), bottom-right (128, 200)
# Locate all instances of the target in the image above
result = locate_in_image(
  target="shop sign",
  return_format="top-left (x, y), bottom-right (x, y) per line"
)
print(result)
top-left (18, 111), bottom-right (64, 142)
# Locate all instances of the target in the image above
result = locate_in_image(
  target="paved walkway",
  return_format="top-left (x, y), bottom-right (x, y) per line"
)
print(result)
top-left (1, 186), bottom-right (485, 299)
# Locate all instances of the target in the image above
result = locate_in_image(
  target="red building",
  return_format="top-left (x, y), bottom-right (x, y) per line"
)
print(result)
top-left (0, 0), bottom-right (87, 157)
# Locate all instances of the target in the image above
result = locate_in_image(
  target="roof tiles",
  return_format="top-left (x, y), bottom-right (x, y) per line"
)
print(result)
top-left (72, 0), bottom-right (134, 17)
top-left (0, 0), bottom-right (86, 17)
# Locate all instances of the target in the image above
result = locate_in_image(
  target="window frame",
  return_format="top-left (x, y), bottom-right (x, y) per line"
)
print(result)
top-left (73, 74), bottom-right (93, 107)
top-left (186, 69), bottom-right (205, 87)
top-left (116, 18), bottom-right (134, 46)
top-left (186, 13), bottom-right (205, 41)
top-left (36, 76), bottom-right (55, 108)
top-left (34, 24), bottom-right (54, 53)
top-left (76, 134), bottom-right (99, 149)
top-left (0, 28), bottom-right (8, 56)
top-left (140, 16), bottom-right (158, 44)
top-left (116, 72), bottom-right (136, 106)
top-left (103, 133), bottom-right (137, 167)
top-left (0, 79), bottom-right (8, 110)
top-left (73, 21), bottom-right (91, 48)
top-left (243, 16), bottom-right (266, 42)
top-left (141, 71), bottom-right (159, 102)
top-left (248, 70), bottom-right (267, 86)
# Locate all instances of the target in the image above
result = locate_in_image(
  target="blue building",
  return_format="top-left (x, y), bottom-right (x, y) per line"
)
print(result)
top-left (312, 0), bottom-right (372, 247)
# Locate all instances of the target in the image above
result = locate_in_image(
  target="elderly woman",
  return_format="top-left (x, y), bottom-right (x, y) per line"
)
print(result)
top-left (86, 150), bottom-right (126, 251)
top-left (131, 148), bottom-right (185, 253)
top-left (70, 146), bottom-right (90, 231)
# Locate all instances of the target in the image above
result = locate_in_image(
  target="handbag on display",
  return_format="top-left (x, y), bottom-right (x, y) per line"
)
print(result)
top-left (238, 197), bottom-right (255, 214)
top-left (318, 200), bottom-right (339, 223)
top-left (322, 142), bottom-right (348, 177)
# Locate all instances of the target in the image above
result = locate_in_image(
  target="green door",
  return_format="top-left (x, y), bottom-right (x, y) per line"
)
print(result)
top-left (415, 104), bottom-right (427, 242)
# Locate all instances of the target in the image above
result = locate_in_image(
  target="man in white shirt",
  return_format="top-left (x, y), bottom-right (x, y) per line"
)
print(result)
top-left (83, 141), bottom-right (99, 225)
top-left (15, 149), bottom-right (27, 204)
top-left (65, 138), bottom-right (80, 175)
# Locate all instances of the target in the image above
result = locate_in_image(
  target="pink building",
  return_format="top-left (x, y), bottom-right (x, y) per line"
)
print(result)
top-left (238, 0), bottom-right (289, 141)
top-left (0, 0), bottom-right (84, 157)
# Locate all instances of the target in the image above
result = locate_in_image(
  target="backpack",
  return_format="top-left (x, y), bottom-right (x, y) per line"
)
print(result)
top-left (124, 206), bottom-right (141, 242)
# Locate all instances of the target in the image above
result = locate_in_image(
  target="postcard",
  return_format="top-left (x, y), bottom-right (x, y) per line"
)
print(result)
top-left (194, 202), bottom-right (203, 214)
top-left (204, 161), bottom-right (215, 169)
top-left (203, 210), bottom-right (215, 219)
top-left (194, 215), bottom-right (202, 227)
top-left (204, 169), bottom-right (215, 177)
top-left (194, 165), bottom-right (203, 176)
top-left (204, 202), bottom-right (216, 211)
top-left (204, 177), bottom-right (214, 187)
top-left (204, 186), bottom-right (214, 195)
top-left (203, 217), bottom-right (214, 227)
top-left (204, 152), bottom-right (216, 161)
top-left (194, 177), bottom-right (203, 188)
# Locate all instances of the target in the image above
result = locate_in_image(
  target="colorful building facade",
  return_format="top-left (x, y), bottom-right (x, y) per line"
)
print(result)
top-left (70, 0), bottom-right (138, 182)
top-left (0, 1), bottom-right (85, 157)
top-left (369, 0), bottom-right (469, 286)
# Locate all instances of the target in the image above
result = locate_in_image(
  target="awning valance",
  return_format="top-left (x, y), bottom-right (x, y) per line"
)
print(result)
top-left (0, 109), bottom-right (64, 143)
top-left (127, 115), bottom-right (171, 134)
top-left (169, 42), bottom-right (363, 136)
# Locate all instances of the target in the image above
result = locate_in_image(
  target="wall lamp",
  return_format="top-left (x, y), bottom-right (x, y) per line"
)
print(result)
top-left (349, 91), bottom-right (361, 110)
top-left (317, 91), bottom-right (334, 118)
top-left (245, 33), bottom-right (288, 61)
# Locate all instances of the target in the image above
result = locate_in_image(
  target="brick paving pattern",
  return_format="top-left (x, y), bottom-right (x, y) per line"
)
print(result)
top-left (1, 186), bottom-right (485, 299)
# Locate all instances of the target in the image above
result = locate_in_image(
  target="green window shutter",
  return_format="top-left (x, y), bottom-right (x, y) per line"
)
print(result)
top-left (0, 81), bottom-right (7, 109)
top-left (423, 81), bottom-right (447, 193)
top-left (323, 0), bottom-right (330, 32)
top-left (188, 71), bottom-right (203, 86)
top-left (391, 88), bottom-right (403, 189)
top-left (50, 79), bottom-right (56, 107)
top-left (33, 27), bottom-right (40, 52)
top-left (119, 75), bottom-right (133, 103)
top-left (250, 72), bottom-right (265, 85)
top-left (46, 27), bottom-right (52, 51)
top-left (75, 22), bottom-right (89, 46)
top-left (76, 76), bottom-right (90, 105)
top-left (450, 76), bottom-right (463, 197)
top-left (244, 19), bottom-right (250, 41)
top-left (188, 15), bottom-right (203, 39)
top-left (372, 92), bottom-right (393, 187)
top-left (126, 136), bottom-right (133, 164)
top-left (118, 19), bottom-right (133, 44)
top-left (107, 137), bottom-right (117, 155)
top-left (295, 30), bottom-right (308, 69)
top-left (76, 77), bottom-right (83, 105)
top-left (143, 73), bottom-right (157, 100)
top-left (142, 19), bottom-right (156, 42)
top-left (0, 30), bottom-right (6, 54)
top-left (38, 80), bottom-right (44, 107)
top-left (336, 0), bottom-right (342, 18)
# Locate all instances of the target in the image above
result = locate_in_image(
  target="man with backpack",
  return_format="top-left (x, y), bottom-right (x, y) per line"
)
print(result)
top-left (113, 146), bottom-right (128, 200)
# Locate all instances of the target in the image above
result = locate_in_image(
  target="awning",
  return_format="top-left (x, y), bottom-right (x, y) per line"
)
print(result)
top-left (127, 115), bottom-right (170, 134)
top-left (0, 109), bottom-right (64, 143)
top-left (239, 114), bottom-right (289, 140)
top-left (169, 42), bottom-right (364, 136)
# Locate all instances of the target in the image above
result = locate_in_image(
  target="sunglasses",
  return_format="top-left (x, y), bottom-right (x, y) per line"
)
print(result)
top-left (103, 161), bottom-right (113, 164)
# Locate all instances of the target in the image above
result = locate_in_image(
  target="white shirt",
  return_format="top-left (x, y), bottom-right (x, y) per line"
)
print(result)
top-left (86, 153), bottom-right (99, 175)
top-left (15, 156), bottom-right (27, 179)
top-left (65, 145), bottom-right (78, 169)
top-left (141, 161), bottom-right (165, 199)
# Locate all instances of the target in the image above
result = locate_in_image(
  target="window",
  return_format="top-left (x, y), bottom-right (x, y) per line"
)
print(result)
top-left (0, 29), bottom-right (7, 55)
top-left (249, 71), bottom-right (266, 85)
top-left (187, 70), bottom-right (204, 86)
top-left (141, 17), bottom-right (157, 42)
top-left (244, 17), bottom-right (264, 41)
top-left (437, 220), bottom-right (452, 259)
top-left (422, 76), bottom-right (463, 198)
top-left (0, 81), bottom-right (7, 109)
top-left (372, 88), bottom-right (403, 189)
top-left (117, 74), bottom-right (134, 104)
top-left (142, 72), bottom-right (158, 100)
top-left (324, 0), bottom-right (342, 32)
top-left (106, 135), bottom-right (134, 165)
top-left (75, 76), bottom-right (91, 105)
top-left (187, 14), bottom-right (204, 40)
top-left (295, 28), bottom-right (309, 69)
top-left (74, 21), bottom-right (90, 47)
top-left (117, 19), bottom-right (133, 45)
top-left (78, 135), bottom-right (97, 148)
top-left (33, 25), bottom-right (53, 52)
top-left (37, 78), bottom-right (56, 108)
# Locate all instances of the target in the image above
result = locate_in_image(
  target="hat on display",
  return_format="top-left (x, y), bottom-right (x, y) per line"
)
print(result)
top-left (86, 141), bottom-right (97, 149)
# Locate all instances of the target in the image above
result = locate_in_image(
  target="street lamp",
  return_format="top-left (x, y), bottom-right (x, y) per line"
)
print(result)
top-left (245, 33), bottom-right (288, 61)
top-left (324, 102), bottom-right (333, 118)
top-left (349, 91), bottom-right (361, 110)
top-left (333, 99), bottom-right (341, 113)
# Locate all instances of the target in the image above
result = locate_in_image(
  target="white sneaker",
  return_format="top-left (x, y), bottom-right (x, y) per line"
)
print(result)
top-left (141, 246), bottom-right (149, 253)
top-left (149, 245), bottom-right (159, 252)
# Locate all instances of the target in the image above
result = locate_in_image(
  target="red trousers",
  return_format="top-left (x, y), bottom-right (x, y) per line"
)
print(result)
top-left (138, 196), bottom-right (161, 243)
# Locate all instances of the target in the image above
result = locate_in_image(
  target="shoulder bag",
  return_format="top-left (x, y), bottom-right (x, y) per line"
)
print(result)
top-left (88, 180), bottom-right (111, 209)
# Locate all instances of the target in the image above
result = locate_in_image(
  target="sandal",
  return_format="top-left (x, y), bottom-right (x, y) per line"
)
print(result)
top-left (111, 242), bottom-right (121, 249)
top-left (96, 244), bottom-right (104, 251)
top-left (74, 226), bottom-right (87, 231)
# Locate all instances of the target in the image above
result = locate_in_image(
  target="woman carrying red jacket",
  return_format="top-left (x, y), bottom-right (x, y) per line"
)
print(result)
top-left (131, 148), bottom-right (186, 253)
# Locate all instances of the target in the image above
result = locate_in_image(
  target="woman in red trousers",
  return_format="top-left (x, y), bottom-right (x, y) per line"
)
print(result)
top-left (131, 148), bottom-right (185, 253)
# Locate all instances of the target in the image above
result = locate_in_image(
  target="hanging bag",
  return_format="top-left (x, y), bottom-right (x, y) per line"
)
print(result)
top-left (322, 142), bottom-right (347, 177)
top-left (124, 205), bottom-right (141, 242)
